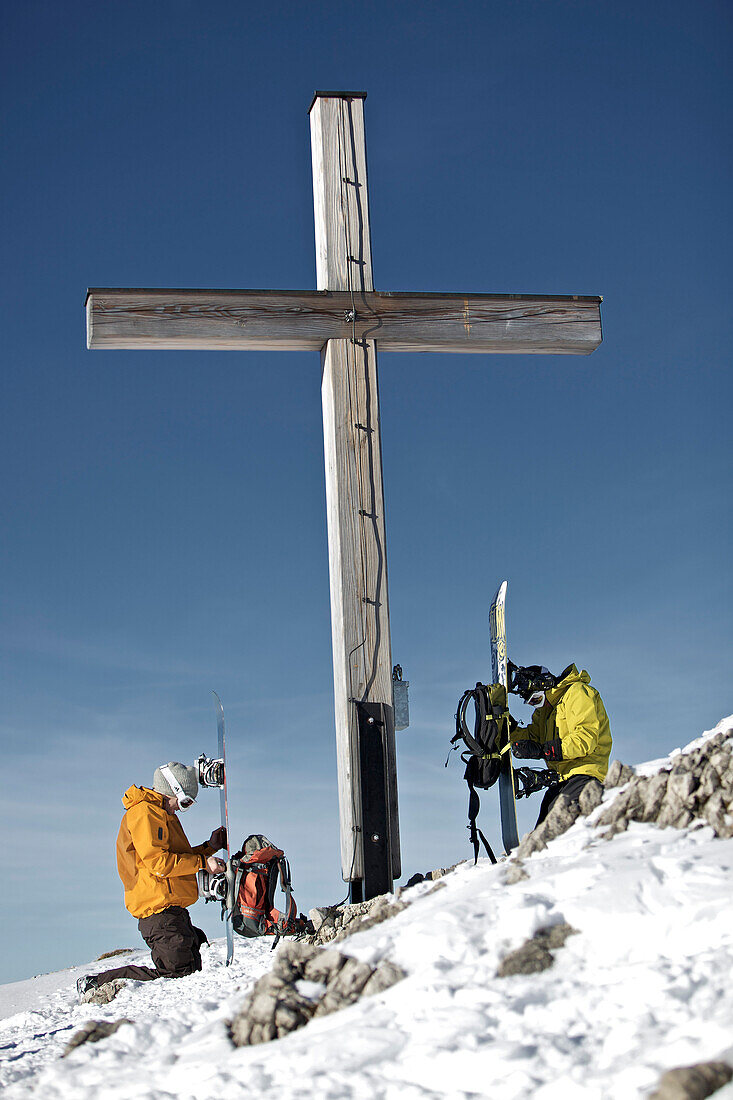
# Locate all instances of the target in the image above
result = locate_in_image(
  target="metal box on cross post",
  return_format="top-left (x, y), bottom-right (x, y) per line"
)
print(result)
top-left (392, 665), bottom-right (410, 731)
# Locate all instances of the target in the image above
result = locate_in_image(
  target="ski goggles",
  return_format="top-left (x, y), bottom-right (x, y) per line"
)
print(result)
top-left (509, 664), bottom-right (555, 706)
top-left (160, 765), bottom-right (196, 811)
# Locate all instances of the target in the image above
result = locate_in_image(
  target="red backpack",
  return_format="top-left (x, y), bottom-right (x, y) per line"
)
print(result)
top-left (229, 834), bottom-right (305, 941)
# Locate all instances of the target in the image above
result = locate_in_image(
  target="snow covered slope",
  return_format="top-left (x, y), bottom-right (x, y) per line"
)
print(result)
top-left (2, 719), bottom-right (732, 1100)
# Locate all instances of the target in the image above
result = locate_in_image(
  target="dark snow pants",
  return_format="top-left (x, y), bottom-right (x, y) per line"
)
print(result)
top-left (93, 906), bottom-right (208, 984)
top-left (534, 774), bottom-right (603, 829)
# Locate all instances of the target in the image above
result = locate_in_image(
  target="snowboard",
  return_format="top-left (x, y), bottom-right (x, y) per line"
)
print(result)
top-left (489, 581), bottom-right (519, 853)
top-left (212, 692), bottom-right (234, 966)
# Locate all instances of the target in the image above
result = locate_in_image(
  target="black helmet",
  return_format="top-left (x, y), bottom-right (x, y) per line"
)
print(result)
top-left (508, 662), bottom-right (558, 706)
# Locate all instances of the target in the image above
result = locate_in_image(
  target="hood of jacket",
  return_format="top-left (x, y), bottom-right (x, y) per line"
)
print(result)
top-left (122, 785), bottom-right (165, 811)
top-left (545, 664), bottom-right (591, 706)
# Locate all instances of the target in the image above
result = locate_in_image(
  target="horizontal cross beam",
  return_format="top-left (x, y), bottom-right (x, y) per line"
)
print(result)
top-left (86, 288), bottom-right (602, 355)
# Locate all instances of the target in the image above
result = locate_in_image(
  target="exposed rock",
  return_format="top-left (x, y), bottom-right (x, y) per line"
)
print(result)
top-left (637, 772), bottom-right (670, 822)
top-left (81, 979), bottom-right (126, 1005)
top-left (503, 860), bottom-right (529, 884)
top-left (62, 1018), bottom-right (133, 1057)
top-left (403, 862), bottom-right (466, 891)
top-left (360, 960), bottom-right (406, 998)
top-left (307, 906), bottom-right (333, 933)
top-left (578, 780), bottom-right (604, 816)
top-left (229, 940), bottom-right (405, 1047)
top-left (306, 894), bottom-right (408, 946)
top-left (605, 760), bottom-right (636, 788)
top-left (428, 861), bottom-right (467, 880)
top-left (597, 732), bottom-right (733, 841)
top-left (515, 735), bottom-right (732, 856)
top-left (312, 956), bottom-right (375, 1017)
top-left (516, 794), bottom-right (581, 858)
top-left (497, 923), bottom-right (578, 978)
top-left (649, 1060), bottom-right (733, 1100)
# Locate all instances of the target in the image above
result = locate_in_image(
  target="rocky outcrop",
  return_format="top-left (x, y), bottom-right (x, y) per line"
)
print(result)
top-left (80, 979), bottom-right (126, 1005)
top-left (511, 730), bottom-right (733, 860)
top-left (649, 1060), bottom-right (733, 1100)
top-left (403, 861), bottom-right (467, 889)
top-left (604, 760), bottom-right (637, 788)
top-left (62, 1018), bottom-right (133, 1057)
top-left (306, 862), bottom-right (462, 946)
top-left (307, 895), bottom-right (409, 946)
top-left (502, 860), bottom-right (529, 884)
top-left (515, 792), bottom-right (584, 858)
top-left (597, 731), bottom-right (733, 839)
top-left (229, 940), bottom-right (405, 1047)
top-left (496, 923), bottom-right (578, 977)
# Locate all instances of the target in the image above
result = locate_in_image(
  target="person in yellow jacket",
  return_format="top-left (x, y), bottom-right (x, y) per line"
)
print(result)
top-left (77, 761), bottom-right (227, 998)
top-left (510, 663), bottom-right (612, 826)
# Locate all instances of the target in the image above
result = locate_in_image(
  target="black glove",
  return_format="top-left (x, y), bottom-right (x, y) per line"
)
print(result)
top-left (512, 739), bottom-right (544, 760)
top-left (542, 737), bottom-right (563, 763)
top-left (208, 826), bottom-right (228, 851)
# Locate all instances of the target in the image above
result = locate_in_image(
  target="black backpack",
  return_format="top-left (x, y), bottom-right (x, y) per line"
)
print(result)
top-left (449, 682), bottom-right (511, 863)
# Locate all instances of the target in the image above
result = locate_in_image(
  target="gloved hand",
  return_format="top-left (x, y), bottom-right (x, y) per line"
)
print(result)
top-left (208, 826), bottom-right (228, 851)
top-left (512, 739), bottom-right (544, 760)
top-left (542, 738), bottom-right (563, 763)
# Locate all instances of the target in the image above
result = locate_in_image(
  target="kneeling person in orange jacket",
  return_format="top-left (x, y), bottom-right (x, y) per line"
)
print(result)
top-left (77, 762), bottom-right (226, 997)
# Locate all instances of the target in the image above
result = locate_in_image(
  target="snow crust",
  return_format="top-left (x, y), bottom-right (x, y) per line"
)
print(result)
top-left (2, 717), bottom-right (732, 1099)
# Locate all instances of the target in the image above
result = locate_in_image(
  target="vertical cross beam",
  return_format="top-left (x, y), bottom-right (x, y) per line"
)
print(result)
top-left (309, 92), bottom-right (400, 899)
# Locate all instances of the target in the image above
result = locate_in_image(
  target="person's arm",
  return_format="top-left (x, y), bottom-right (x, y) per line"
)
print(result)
top-left (191, 841), bottom-right (214, 857)
top-left (127, 804), bottom-right (206, 878)
top-left (555, 684), bottom-right (601, 761)
top-left (192, 827), bottom-right (227, 857)
top-left (511, 706), bottom-right (548, 757)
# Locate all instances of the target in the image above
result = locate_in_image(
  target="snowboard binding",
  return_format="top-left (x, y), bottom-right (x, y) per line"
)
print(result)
top-left (196, 866), bottom-right (228, 902)
top-left (196, 753), bottom-right (225, 789)
top-left (514, 766), bottom-right (560, 799)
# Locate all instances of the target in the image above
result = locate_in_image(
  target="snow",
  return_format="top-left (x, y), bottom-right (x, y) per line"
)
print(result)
top-left (2, 717), bottom-right (733, 1100)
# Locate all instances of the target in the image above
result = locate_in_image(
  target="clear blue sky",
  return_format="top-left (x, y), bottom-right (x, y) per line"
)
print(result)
top-left (1, 1), bottom-right (730, 983)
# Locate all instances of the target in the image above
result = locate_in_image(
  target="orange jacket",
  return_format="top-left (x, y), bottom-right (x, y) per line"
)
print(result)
top-left (116, 786), bottom-right (215, 919)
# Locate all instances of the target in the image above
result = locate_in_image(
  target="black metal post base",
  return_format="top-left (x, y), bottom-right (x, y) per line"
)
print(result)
top-left (356, 700), bottom-right (394, 900)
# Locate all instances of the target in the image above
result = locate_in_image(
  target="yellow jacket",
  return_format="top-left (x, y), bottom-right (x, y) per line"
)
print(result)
top-left (116, 786), bottom-right (215, 919)
top-left (520, 665), bottom-right (612, 782)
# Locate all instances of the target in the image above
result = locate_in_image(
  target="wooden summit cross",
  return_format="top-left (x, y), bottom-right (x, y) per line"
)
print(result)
top-left (86, 91), bottom-right (602, 901)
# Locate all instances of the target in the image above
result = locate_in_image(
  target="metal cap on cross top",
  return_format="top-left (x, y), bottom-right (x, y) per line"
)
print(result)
top-left (309, 90), bottom-right (367, 112)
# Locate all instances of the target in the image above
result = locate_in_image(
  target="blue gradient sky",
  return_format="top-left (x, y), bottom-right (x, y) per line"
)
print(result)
top-left (1, 1), bottom-right (730, 982)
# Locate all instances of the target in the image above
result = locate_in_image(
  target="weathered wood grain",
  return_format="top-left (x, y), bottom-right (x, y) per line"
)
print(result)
top-left (310, 93), bottom-right (373, 295)
top-left (86, 288), bottom-right (602, 354)
top-left (311, 93), bottom-right (400, 884)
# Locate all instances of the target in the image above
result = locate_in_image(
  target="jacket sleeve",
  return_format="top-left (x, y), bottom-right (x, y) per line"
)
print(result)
top-left (558, 684), bottom-right (600, 760)
top-left (518, 707), bottom-right (549, 744)
top-left (127, 803), bottom-right (205, 879)
top-left (191, 841), bottom-right (215, 857)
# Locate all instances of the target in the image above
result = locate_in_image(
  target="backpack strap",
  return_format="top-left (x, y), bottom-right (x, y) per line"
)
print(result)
top-left (467, 782), bottom-right (498, 865)
top-left (452, 684), bottom-right (493, 758)
top-left (228, 858), bottom-right (245, 922)
top-left (278, 857), bottom-right (293, 928)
